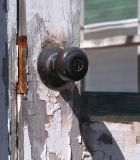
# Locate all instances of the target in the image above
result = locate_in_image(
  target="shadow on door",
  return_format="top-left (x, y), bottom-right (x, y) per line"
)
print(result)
top-left (60, 84), bottom-right (125, 160)
top-left (80, 121), bottom-right (125, 160)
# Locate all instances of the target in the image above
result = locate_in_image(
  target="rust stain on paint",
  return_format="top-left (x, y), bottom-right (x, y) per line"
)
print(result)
top-left (41, 38), bottom-right (65, 49)
top-left (17, 36), bottom-right (28, 94)
top-left (47, 115), bottom-right (53, 123)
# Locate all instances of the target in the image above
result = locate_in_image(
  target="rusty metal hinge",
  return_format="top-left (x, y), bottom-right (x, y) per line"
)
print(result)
top-left (17, 35), bottom-right (28, 94)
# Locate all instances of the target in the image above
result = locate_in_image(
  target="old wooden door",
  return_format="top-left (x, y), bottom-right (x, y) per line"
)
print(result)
top-left (5, 0), bottom-right (140, 160)
top-left (8, 0), bottom-right (84, 160)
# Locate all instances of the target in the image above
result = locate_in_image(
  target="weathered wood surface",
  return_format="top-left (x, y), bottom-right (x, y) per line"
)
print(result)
top-left (84, 18), bottom-right (137, 33)
top-left (81, 121), bottom-right (140, 160)
top-left (23, 0), bottom-right (82, 160)
top-left (80, 35), bottom-right (140, 49)
top-left (78, 91), bottom-right (140, 160)
top-left (8, 0), bottom-right (18, 159)
top-left (0, 0), bottom-right (17, 159)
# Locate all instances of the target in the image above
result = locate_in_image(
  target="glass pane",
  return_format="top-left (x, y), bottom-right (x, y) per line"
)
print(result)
top-left (85, 0), bottom-right (137, 24)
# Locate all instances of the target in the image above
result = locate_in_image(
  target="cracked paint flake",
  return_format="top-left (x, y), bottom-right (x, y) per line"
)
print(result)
top-left (36, 77), bottom-right (72, 160)
top-left (24, 126), bottom-right (31, 159)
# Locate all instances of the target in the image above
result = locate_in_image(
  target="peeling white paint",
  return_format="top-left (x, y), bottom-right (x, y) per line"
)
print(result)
top-left (7, 0), bottom-right (17, 43)
top-left (25, 0), bottom-right (81, 159)
top-left (41, 141), bottom-right (47, 160)
top-left (46, 109), bottom-right (71, 160)
top-left (38, 82), bottom-right (72, 160)
top-left (77, 136), bottom-right (82, 144)
top-left (24, 126), bottom-right (31, 160)
top-left (17, 94), bottom-right (22, 114)
top-left (46, 102), bottom-right (61, 116)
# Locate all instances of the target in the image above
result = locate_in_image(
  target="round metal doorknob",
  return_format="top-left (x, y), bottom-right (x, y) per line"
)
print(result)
top-left (37, 44), bottom-right (88, 88)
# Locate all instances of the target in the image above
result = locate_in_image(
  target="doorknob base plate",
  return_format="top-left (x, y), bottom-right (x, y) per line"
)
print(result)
top-left (37, 44), bottom-right (66, 88)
